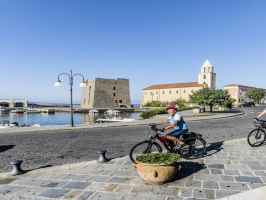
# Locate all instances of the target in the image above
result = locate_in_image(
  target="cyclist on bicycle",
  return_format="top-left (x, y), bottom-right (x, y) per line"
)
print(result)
top-left (155, 105), bottom-right (188, 149)
top-left (254, 108), bottom-right (266, 121)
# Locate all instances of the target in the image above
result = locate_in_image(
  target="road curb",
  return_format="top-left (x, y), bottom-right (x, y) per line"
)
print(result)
top-left (0, 111), bottom-right (245, 134)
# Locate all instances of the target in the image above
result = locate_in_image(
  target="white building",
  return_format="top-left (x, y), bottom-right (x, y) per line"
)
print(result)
top-left (142, 58), bottom-right (216, 105)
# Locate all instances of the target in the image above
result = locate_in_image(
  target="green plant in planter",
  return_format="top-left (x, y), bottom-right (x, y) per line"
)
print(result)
top-left (136, 153), bottom-right (181, 164)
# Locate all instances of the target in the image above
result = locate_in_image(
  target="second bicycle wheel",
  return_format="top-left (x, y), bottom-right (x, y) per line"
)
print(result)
top-left (129, 141), bottom-right (162, 163)
top-left (180, 137), bottom-right (206, 159)
top-left (247, 129), bottom-right (266, 147)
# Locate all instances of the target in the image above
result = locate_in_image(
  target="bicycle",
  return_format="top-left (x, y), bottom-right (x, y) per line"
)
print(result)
top-left (129, 124), bottom-right (206, 163)
top-left (247, 120), bottom-right (266, 147)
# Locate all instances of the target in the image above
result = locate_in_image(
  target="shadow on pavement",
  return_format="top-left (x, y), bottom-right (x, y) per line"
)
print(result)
top-left (203, 141), bottom-right (224, 157)
top-left (171, 161), bottom-right (206, 181)
top-left (0, 145), bottom-right (15, 153)
top-left (24, 165), bottom-right (54, 173)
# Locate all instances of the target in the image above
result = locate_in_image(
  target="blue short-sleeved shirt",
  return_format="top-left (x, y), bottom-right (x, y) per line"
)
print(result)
top-left (168, 113), bottom-right (188, 131)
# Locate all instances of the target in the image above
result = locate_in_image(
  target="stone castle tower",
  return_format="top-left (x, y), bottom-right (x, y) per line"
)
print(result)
top-left (198, 58), bottom-right (216, 89)
top-left (81, 78), bottom-right (131, 108)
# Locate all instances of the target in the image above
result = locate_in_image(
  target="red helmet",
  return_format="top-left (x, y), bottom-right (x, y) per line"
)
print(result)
top-left (166, 106), bottom-right (177, 110)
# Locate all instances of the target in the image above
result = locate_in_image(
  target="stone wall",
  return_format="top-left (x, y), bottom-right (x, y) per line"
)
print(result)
top-left (81, 78), bottom-right (131, 108)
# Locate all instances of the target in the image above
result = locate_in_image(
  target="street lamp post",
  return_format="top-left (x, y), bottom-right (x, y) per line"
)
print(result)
top-left (55, 70), bottom-right (87, 127)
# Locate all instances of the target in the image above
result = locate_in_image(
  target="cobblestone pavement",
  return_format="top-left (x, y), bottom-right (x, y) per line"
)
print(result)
top-left (0, 107), bottom-right (263, 173)
top-left (0, 138), bottom-right (266, 199)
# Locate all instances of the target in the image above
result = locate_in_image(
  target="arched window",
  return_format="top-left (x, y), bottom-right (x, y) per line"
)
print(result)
top-left (162, 91), bottom-right (164, 94)
top-left (208, 68), bottom-right (210, 72)
top-left (184, 90), bottom-right (186, 93)
top-left (176, 90), bottom-right (178, 94)
top-left (203, 82), bottom-right (206, 84)
top-left (204, 68), bottom-right (206, 72)
top-left (89, 86), bottom-right (91, 92)
top-left (169, 91), bottom-right (171, 94)
top-left (203, 75), bottom-right (206, 79)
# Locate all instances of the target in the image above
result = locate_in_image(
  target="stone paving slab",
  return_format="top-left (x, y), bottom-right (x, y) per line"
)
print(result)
top-left (0, 137), bottom-right (266, 199)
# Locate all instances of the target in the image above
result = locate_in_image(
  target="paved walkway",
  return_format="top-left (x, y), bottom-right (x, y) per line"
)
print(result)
top-left (0, 137), bottom-right (266, 200)
top-left (0, 110), bottom-right (244, 134)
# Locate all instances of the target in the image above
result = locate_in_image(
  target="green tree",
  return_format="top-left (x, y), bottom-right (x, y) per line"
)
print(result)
top-left (223, 97), bottom-right (236, 111)
top-left (189, 87), bottom-right (231, 112)
top-left (171, 98), bottom-right (187, 108)
top-left (246, 88), bottom-right (266, 104)
top-left (143, 101), bottom-right (153, 107)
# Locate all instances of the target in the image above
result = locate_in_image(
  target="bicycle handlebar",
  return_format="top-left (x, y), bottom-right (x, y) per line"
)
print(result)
top-left (149, 124), bottom-right (164, 132)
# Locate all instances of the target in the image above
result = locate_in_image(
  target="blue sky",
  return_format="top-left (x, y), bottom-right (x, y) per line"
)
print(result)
top-left (1, 0), bottom-right (266, 104)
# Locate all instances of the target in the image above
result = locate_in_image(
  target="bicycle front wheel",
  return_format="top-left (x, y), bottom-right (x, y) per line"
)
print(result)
top-left (247, 129), bottom-right (266, 147)
top-left (129, 141), bottom-right (162, 163)
top-left (180, 137), bottom-right (206, 159)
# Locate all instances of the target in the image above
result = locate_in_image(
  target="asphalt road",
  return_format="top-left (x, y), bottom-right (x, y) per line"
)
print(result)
top-left (0, 106), bottom-right (265, 173)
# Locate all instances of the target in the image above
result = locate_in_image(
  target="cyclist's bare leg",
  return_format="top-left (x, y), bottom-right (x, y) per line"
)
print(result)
top-left (166, 135), bottom-right (184, 145)
top-left (167, 139), bottom-right (175, 149)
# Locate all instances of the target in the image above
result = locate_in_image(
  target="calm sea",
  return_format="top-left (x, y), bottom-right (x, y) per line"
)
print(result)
top-left (0, 112), bottom-right (141, 126)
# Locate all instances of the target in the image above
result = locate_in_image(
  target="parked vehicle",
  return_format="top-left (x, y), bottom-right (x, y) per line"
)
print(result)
top-left (238, 102), bottom-right (255, 107)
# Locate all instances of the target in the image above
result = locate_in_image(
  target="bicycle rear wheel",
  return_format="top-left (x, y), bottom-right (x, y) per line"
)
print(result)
top-left (129, 141), bottom-right (162, 163)
top-left (247, 129), bottom-right (266, 147)
top-left (180, 137), bottom-right (206, 159)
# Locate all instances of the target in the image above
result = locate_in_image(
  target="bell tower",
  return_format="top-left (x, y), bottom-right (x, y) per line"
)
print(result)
top-left (198, 58), bottom-right (216, 89)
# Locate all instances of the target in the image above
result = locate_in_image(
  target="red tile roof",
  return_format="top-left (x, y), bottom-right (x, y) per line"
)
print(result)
top-left (223, 84), bottom-right (263, 89)
top-left (143, 82), bottom-right (204, 90)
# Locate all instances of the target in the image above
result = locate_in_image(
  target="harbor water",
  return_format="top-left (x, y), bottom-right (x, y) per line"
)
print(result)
top-left (0, 112), bottom-right (142, 126)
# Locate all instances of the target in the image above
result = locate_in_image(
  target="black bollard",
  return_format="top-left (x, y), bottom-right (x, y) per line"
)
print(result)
top-left (97, 150), bottom-right (110, 163)
top-left (9, 160), bottom-right (25, 176)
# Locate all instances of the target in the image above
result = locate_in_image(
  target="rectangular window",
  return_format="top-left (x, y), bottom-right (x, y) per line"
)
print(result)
top-left (119, 100), bottom-right (122, 103)
top-left (115, 100), bottom-right (118, 103)
top-left (113, 93), bottom-right (116, 96)
top-left (162, 91), bottom-right (164, 94)
top-left (184, 90), bottom-right (186, 93)
top-left (113, 87), bottom-right (116, 90)
top-left (169, 91), bottom-right (171, 94)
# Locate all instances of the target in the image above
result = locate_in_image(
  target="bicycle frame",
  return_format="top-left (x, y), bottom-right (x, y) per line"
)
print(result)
top-left (254, 120), bottom-right (266, 138)
top-left (128, 125), bottom-right (207, 162)
top-left (150, 131), bottom-right (172, 151)
top-left (253, 127), bottom-right (264, 140)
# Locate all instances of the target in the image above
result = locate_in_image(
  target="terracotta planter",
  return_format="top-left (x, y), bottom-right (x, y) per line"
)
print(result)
top-left (134, 159), bottom-right (181, 185)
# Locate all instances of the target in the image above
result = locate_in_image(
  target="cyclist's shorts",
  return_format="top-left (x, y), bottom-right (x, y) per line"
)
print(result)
top-left (170, 129), bottom-right (188, 137)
